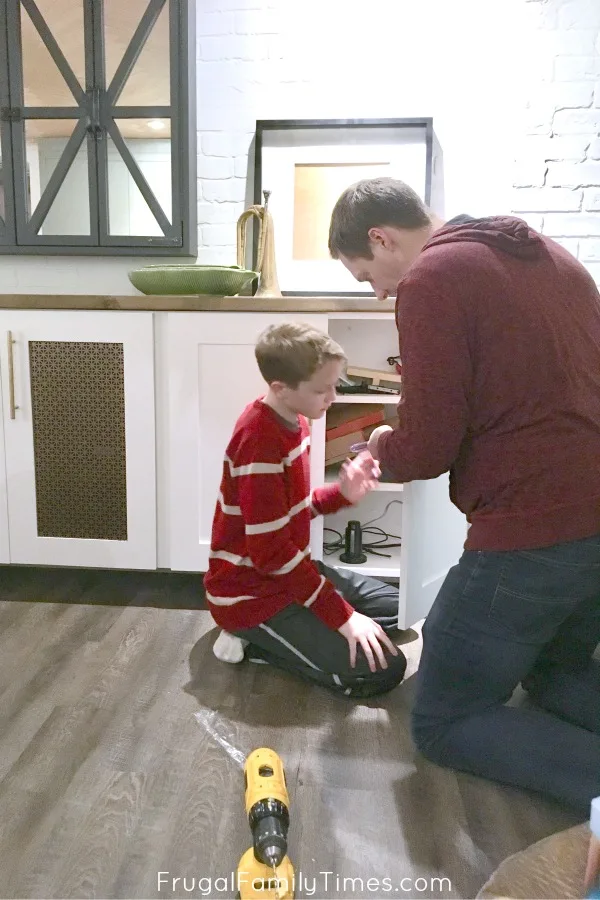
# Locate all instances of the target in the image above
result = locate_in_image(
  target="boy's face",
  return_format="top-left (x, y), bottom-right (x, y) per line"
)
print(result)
top-left (280, 358), bottom-right (344, 420)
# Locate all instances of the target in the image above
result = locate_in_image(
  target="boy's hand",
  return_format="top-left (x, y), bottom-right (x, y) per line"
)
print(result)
top-left (339, 451), bottom-right (380, 504)
top-left (338, 611), bottom-right (399, 672)
top-left (367, 425), bottom-right (393, 461)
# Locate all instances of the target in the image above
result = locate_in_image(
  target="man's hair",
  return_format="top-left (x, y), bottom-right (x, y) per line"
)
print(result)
top-left (255, 322), bottom-right (346, 388)
top-left (328, 177), bottom-right (431, 260)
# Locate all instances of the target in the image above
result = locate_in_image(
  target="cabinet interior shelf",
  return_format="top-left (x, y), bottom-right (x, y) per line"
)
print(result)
top-left (334, 394), bottom-right (399, 405)
top-left (328, 548), bottom-right (402, 580)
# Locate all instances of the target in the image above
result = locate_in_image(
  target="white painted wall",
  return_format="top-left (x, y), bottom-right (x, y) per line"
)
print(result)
top-left (195, 0), bottom-right (520, 265)
top-left (0, 0), bottom-right (598, 292)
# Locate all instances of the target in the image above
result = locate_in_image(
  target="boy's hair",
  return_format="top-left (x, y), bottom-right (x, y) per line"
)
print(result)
top-left (255, 322), bottom-right (346, 388)
top-left (328, 176), bottom-right (431, 260)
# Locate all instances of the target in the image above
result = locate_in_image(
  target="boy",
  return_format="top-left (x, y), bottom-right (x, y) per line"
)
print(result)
top-left (204, 322), bottom-right (407, 698)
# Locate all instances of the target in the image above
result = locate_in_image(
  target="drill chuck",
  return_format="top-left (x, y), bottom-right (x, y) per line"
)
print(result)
top-left (244, 748), bottom-right (290, 866)
top-left (249, 799), bottom-right (290, 867)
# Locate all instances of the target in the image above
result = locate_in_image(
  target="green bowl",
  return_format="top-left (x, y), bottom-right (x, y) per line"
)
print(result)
top-left (128, 264), bottom-right (258, 296)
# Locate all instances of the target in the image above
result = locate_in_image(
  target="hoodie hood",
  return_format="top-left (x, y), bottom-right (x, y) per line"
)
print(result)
top-left (423, 215), bottom-right (544, 260)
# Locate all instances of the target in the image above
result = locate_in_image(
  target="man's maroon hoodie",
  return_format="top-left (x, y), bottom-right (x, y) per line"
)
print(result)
top-left (377, 215), bottom-right (600, 551)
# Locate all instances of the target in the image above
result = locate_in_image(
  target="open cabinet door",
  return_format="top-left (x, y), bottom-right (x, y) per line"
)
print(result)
top-left (399, 473), bottom-right (467, 628)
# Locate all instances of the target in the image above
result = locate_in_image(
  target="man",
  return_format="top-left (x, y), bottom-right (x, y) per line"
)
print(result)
top-left (328, 176), bottom-right (600, 813)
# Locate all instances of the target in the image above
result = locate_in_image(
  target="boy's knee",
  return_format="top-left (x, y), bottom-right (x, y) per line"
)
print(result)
top-left (344, 652), bottom-right (407, 698)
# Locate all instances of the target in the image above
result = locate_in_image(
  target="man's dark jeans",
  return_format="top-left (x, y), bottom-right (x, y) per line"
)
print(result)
top-left (412, 533), bottom-right (600, 813)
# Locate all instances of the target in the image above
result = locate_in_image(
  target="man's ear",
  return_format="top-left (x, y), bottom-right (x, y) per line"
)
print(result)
top-left (367, 226), bottom-right (392, 250)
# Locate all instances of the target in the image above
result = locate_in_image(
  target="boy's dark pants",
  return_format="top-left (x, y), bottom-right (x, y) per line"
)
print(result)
top-left (412, 533), bottom-right (600, 813)
top-left (233, 562), bottom-right (407, 698)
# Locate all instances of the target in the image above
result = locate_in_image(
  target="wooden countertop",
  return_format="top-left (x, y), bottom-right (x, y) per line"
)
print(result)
top-left (0, 294), bottom-right (396, 313)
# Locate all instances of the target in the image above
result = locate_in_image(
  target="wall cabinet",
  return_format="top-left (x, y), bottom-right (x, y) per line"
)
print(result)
top-left (0, 306), bottom-right (467, 629)
top-left (0, 310), bottom-right (156, 569)
top-left (0, 0), bottom-right (196, 256)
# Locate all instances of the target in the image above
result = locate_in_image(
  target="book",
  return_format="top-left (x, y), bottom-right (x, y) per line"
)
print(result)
top-left (326, 404), bottom-right (385, 441)
top-left (346, 365), bottom-right (402, 393)
top-left (325, 423), bottom-right (383, 465)
top-left (325, 429), bottom-right (365, 465)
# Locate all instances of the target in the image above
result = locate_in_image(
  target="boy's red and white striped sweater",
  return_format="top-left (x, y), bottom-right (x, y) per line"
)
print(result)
top-left (204, 399), bottom-right (354, 632)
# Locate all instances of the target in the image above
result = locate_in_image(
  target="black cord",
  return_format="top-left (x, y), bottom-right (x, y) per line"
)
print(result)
top-left (362, 499), bottom-right (403, 529)
top-left (323, 524), bottom-right (402, 560)
top-left (323, 500), bottom-right (404, 560)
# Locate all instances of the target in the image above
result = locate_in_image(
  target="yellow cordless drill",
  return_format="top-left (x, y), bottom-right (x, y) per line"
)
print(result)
top-left (237, 748), bottom-right (295, 900)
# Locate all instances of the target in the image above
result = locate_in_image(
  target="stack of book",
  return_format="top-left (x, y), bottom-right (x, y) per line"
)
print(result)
top-left (325, 404), bottom-right (387, 465)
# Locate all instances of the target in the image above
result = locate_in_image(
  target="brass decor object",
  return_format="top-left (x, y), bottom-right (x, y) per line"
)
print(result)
top-left (236, 190), bottom-right (282, 298)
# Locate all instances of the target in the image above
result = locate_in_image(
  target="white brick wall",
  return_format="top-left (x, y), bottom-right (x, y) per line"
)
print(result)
top-left (1, 0), bottom-right (599, 292)
top-left (196, 0), bottom-right (600, 285)
top-left (512, 0), bottom-right (600, 282)
top-left (195, 0), bottom-right (519, 268)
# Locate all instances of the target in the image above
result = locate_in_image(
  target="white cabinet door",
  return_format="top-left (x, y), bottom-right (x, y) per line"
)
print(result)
top-left (0, 374), bottom-right (9, 565)
top-left (0, 310), bottom-right (156, 569)
top-left (164, 312), bottom-right (326, 572)
top-left (399, 474), bottom-right (467, 628)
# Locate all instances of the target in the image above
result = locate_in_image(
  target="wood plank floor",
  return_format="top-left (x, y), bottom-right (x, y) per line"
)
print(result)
top-left (0, 565), bottom-right (582, 900)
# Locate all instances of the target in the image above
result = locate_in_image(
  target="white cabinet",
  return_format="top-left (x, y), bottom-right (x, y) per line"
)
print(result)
top-left (0, 304), bottom-right (466, 628)
top-left (0, 310), bottom-right (156, 569)
top-left (309, 313), bottom-right (467, 629)
top-left (161, 311), bottom-right (325, 572)
top-left (162, 309), bottom-right (467, 630)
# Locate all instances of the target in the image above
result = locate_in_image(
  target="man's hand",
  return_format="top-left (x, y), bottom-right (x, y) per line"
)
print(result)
top-left (338, 450), bottom-right (380, 504)
top-left (367, 424), bottom-right (393, 461)
top-left (338, 610), bottom-right (399, 672)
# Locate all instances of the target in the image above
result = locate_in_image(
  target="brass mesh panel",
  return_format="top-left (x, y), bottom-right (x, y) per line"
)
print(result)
top-left (29, 341), bottom-right (128, 540)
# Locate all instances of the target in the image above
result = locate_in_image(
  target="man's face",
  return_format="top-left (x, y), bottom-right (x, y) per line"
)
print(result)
top-left (338, 244), bottom-right (408, 300)
top-left (338, 227), bottom-right (421, 300)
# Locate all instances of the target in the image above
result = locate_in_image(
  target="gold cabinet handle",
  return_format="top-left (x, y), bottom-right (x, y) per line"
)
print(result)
top-left (7, 331), bottom-right (19, 419)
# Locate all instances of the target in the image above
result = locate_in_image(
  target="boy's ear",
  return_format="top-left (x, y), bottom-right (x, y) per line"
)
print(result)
top-left (269, 380), bottom-right (287, 396)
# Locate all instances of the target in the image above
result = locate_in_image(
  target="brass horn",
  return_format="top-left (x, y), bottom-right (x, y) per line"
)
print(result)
top-left (237, 190), bottom-right (282, 298)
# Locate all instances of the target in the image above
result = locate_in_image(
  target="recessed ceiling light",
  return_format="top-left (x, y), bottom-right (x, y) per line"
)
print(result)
top-left (147, 119), bottom-right (166, 131)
